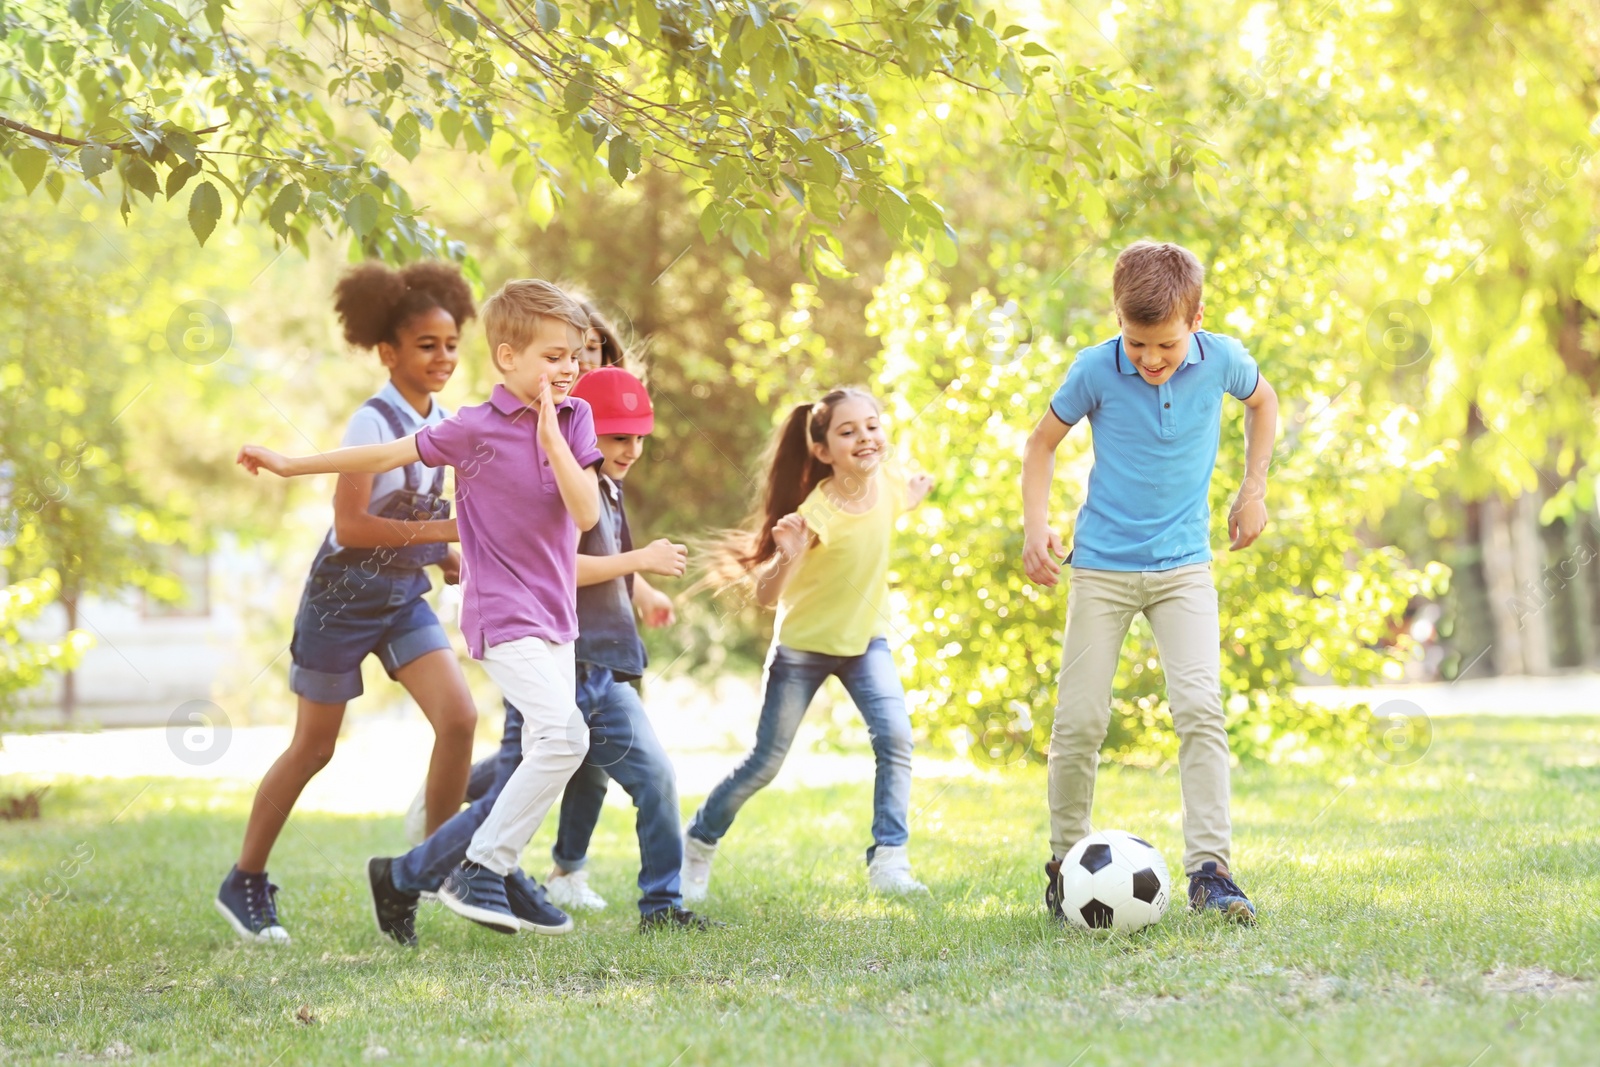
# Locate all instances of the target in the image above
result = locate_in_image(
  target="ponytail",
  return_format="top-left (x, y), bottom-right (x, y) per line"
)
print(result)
top-left (701, 387), bottom-right (880, 587)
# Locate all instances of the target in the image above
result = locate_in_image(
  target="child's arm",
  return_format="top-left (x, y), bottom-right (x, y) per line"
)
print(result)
top-left (632, 576), bottom-right (675, 628)
top-left (577, 539), bottom-right (688, 587)
top-left (905, 472), bottom-right (934, 509)
top-left (537, 376), bottom-right (601, 532)
top-left (1228, 374), bottom-right (1279, 550)
top-left (1021, 411), bottom-right (1072, 587)
top-left (330, 472), bottom-right (459, 549)
top-left (754, 514), bottom-right (810, 609)
top-left (237, 436), bottom-right (421, 479)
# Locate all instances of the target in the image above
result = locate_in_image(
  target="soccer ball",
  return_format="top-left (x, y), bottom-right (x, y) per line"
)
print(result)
top-left (1059, 830), bottom-right (1171, 931)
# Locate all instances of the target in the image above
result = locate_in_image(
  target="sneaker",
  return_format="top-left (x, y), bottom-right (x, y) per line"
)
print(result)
top-left (402, 780), bottom-right (429, 847)
top-left (367, 857), bottom-right (419, 947)
top-left (504, 870), bottom-right (574, 935)
top-left (867, 845), bottom-right (929, 895)
top-left (437, 861), bottom-right (519, 933)
top-left (1044, 858), bottom-right (1065, 922)
top-left (681, 832), bottom-right (717, 903)
top-left (639, 906), bottom-right (724, 933)
top-left (214, 866), bottom-right (290, 944)
top-left (546, 867), bottom-right (608, 911)
top-left (1187, 861), bottom-right (1257, 924)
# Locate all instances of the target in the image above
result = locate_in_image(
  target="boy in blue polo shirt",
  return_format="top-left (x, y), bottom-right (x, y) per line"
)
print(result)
top-left (1021, 240), bottom-right (1279, 924)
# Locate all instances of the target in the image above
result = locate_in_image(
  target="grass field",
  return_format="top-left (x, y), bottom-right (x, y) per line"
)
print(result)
top-left (1, 715), bottom-right (1596, 1066)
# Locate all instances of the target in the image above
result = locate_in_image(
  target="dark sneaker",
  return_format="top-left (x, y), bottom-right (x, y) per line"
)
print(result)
top-left (437, 861), bottom-right (519, 933)
top-left (1044, 858), bottom-right (1066, 923)
top-left (1187, 861), bottom-right (1257, 924)
top-left (367, 857), bottom-right (420, 947)
top-left (639, 906), bottom-right (724, 933)
top-left (214, 866), bottom-right (290, 944)
top-left (504, 869), bottom-right (573, 936)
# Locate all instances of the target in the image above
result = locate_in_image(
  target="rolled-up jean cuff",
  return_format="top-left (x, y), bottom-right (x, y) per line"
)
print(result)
top-left (550, 846), bottom-right (589, 873)
top-left (380, 624), bottom-right (452, 676)
top-left (289, 663), bottom-right (364, 703)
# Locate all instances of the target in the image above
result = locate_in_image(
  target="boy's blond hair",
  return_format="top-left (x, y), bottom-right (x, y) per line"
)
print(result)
top-left (1112, 241), bottom-right (1205, 326)
top-left (481, 279), bottom-right (589, 360)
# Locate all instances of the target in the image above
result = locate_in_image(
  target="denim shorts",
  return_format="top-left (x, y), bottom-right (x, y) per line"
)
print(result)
top-left (288, 564), bottom-right (451, 704)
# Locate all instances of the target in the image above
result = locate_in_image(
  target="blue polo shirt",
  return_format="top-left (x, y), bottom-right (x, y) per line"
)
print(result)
top-left (1049, 330), bottom-right (1259, 572)
top-left (575, 475), bottom-right (647, 681)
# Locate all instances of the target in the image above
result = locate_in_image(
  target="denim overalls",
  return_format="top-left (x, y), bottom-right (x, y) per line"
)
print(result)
top-left (287, 396), bottom-right (455, 704)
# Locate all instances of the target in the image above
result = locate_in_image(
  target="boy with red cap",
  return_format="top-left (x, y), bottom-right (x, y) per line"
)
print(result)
top-left (367, 366), bottom-right (717, 938)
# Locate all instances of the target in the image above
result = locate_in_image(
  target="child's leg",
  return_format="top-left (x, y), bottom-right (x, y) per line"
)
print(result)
top-left (551, 761), bottom-right (611, 874)
top-left (576, 673), bottom-right (682, 915)
top-left (686, 645), bottom-right (831, 844)
top-left (550, 664), bottom-right (615, 873)
top-left (391, 702), bottom-right (524, 894)
top-left (834, 637), bottom-right (913, 857)
top-left (237, 696), bottom-right (347, 871)
top-left (465, 637), bottom-right (588, 875)
top-left (1046, 569), bottom-right (1140, 861)
top-left (1143, 564), bottom-right (1231, 873)
top-left (393, 648), bottom-right (479, 837)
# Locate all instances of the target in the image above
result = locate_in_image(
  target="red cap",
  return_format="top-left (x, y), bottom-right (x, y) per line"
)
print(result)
top-left (570, 366), bottom-right (654, 436)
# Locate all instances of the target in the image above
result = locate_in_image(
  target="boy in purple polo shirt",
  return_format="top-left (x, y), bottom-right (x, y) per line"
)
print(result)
top-left (238, 279), bottom-right (604, 934)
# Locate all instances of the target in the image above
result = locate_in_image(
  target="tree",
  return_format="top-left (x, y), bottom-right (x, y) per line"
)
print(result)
top-left (2, 0), bottom-right (1183, 273)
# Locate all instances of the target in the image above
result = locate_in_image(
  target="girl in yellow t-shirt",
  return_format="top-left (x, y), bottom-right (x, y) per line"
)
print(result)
top-left (682, 387), bottom-right (934, 899)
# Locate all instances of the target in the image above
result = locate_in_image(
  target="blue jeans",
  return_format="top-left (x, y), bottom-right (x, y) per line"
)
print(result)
top-left (550, 664), bottom-right (682, 916)
top-left (687, 637), bottom-right (913, 863)
top-left (391, 700), bottom-right (525, 894)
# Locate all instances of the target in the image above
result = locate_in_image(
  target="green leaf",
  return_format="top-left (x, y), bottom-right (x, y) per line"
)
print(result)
top-left (699, 202), bottom-right (723, 243)
top-left (635, 0), bottom-right (659, 39)
top-left (188, 181), bottom-right (221, 246)
top-left (440, 110), bottom-right (462, 147)
top-left (23, 35), bottom-right (44, 71)
top-left (607, 133), bottom-right (633, 186)
top-left (1001, 24), bottom-right (1028, 38)
top-left (526, 176), bottom-right (555, 228)
top-left (165, 161), bottom-right (196, 200)
top-left (345, 192), bottom-right (380, 237)
top-left (446, 5), bottom-right (478, 41)
top-left (10, 149), bottom-right (48, 194)
top-left (121, 156), bottom-right (160, 200)
top-left (269, 182), bottom-right (302, 235)
top-left (1021, 42), bottom-right (1055, 58)
top-left (745, 0), bottom-right (768, 28)
top-left (812, 242), bottom-right (854, 279)
top-left (392, 113), bottom-right (422, 161)
top-left (781, 174), bottom-right (806, 206)
top-left (535, 0), bottom-right (560, 31)
top-left (80, 145), bottom-right (113, 180)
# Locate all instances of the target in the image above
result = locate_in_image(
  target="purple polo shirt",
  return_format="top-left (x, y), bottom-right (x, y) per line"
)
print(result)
top-left (414, 384), bottom-right (603, 658)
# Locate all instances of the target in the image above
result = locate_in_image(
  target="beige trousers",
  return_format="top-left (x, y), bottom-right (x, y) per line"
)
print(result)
top-left (1047, 563), bottom-right (1232, 873)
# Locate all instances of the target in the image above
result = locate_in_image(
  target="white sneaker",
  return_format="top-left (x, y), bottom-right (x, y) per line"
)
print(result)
top-left (402, 779), bottom-right (429, 847)
top-left (867, 845), bottom-right (929, 895)
top-left (681, 833), bottom-right (717, 903)
top-left (546, 868), bottom-right (608, 911)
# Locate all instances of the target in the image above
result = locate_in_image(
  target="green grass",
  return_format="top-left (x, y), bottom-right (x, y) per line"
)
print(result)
top-left (2, 715), bottom-right (1597, 1066)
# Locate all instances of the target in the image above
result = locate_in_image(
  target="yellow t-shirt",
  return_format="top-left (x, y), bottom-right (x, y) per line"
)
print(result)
top-left (776, 470), bottom-right (904, 657)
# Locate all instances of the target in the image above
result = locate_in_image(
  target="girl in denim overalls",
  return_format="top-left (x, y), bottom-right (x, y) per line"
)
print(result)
top-left (215, 262), bottom-right (480, 944)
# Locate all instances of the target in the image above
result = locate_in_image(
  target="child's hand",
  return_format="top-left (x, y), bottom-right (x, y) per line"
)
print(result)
top-left (536, 374), bottom-right (563, 452)
top-left (772, 513), bottom-right (810, 561)
top-left (637, 538), bottom-right (688, 577)
top-left (1228, 493), bottom-right (1268, 550)
top-left (440, 546), bottom-right (463, 585)
top-left (1022, 526), bottom-right (1067, 587)
top-left (635, 582), bottom-right (677, 628)
top-left (907, 473), bottom-right (934, 508)
top-left (236, 445), bottom-right (293, 478)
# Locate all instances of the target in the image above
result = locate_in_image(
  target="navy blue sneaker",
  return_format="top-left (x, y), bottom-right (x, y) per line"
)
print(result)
top-left (1044, 858), bottom-right (1066, 923)
top-left (639, 906), bottom-right (723, 933)
top-left (504, 869), bottom-right (574, 936)
top-left (214, 866), bottom-right (289, 944)
top-left (1187, 861), bottom-right (1257, 924)
top-left (367, 857), bottom-right (419, 947)
top-left (437, 861), bottom-right (519, 934)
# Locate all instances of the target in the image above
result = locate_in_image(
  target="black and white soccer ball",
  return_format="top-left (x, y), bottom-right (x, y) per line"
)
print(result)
top-left (1059, 830), bottom-right (1171, 931)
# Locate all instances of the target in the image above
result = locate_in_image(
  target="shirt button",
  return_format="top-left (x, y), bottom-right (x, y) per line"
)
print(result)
top-left (1164, 402), bottom-right (1171, 408)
